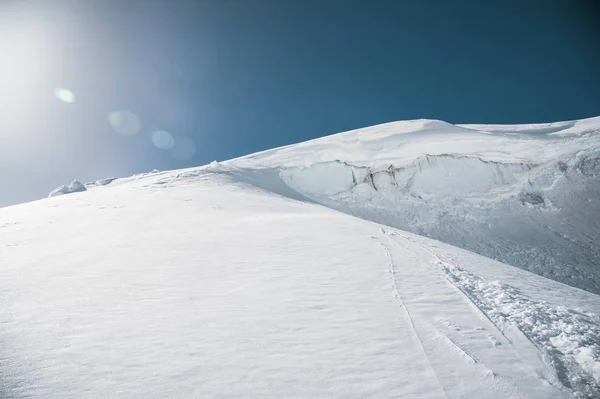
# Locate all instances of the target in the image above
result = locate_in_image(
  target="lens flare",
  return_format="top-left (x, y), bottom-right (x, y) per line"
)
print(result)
top-left (53, 88), bottom-right (75, 103)
top-left (108, 110), bottom-right (140, 136)
top-left (170, 136), bottom-right (196, 160)
top-left (152, 130), bottom-right (175, 150)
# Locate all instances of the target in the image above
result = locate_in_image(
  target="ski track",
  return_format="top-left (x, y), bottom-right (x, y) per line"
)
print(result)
top-left (380, 228), bottom-right (600, 398)
top-left (434, 254), bottom-right (600, 398)
top-left (379, 239), bottom-right (450, 399)
top-left (403, 233), bottom-right (566, 387)
top-left (436, 330), bottom-right (481, 365)
top-left (377, 228), bottom-right (568, 398)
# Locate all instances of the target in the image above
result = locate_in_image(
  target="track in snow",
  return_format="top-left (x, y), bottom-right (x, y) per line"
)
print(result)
top-left (378, 238), bottom-right (450, 399)
top-left (377, 229), bottom-right (600, 398)
top-left (375, 228), bottom-right (564, 398)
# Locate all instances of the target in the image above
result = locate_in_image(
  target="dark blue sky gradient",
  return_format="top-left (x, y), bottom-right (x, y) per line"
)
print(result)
top-left (1, 0), bottom-right (599, 206)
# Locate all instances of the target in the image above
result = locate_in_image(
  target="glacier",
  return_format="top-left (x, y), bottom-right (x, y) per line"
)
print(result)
top-left (1, 116), bottom-right (600, 398)
top-left (231, 117), bottom-right (600, 295)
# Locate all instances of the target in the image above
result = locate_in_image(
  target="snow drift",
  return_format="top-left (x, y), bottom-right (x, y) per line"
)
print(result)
top-left (48, 180), bottom-right (87, 197)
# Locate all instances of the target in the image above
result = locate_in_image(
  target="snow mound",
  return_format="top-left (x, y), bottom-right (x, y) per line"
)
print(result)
top-left (48, 180), bottom-right (87, 198)
top-left (85, 177), bottom-right (118, 187)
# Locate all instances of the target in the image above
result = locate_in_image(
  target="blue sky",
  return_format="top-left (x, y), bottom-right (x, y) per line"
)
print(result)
top-left (1, 1), bottom-right (599, 207)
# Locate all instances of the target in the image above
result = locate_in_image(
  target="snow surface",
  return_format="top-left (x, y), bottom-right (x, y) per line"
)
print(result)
top-left (84, 177), bottom-right (118, 188)
top-left (47, 180), bottom-right (87, 198)
top-left (2, 117), bottom-right (600, 398)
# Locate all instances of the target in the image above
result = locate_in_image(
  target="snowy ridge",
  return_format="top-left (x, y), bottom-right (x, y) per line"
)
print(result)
top-left (2, 116), bottom-right (600, 398)
top-left (231, 117), bottom-right (600, 169)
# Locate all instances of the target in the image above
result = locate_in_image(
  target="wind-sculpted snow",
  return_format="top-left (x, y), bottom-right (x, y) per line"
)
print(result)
top-left (48, 180), bottom-right (87, 198)
top-left (232, 117), bottom-right (600, 169)
top-left (273, 151), bottom-right (600, 293)
top-left (280, 155), bottom-right (534, 198)
top-left (85, 177), bottom-right (118, 187)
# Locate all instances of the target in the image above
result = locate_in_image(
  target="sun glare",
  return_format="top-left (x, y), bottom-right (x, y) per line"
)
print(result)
top-left (0, 6), bottom-right (197, 162)
top-left (53, 88), bottom-right (75, 103)
top-left (152, 130), bottom-right (175, 150)
top-left (108, 110), bottom-right (141, 136)
top-left (0, 12), bottom-right (56, 99)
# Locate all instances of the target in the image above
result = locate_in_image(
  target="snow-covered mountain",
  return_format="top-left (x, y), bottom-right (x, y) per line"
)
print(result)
top-left (229, 117), bottom-right (600, 295)
top-left (2, 117), bottom-right (599, 398)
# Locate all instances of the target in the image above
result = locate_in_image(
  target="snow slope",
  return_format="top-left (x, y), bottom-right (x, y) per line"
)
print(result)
top-left (1, 158), bottom-right (600, 398)
top-left (1, 117), bottom-right (600, 397)
top-left (228, 117), bottom-right (600, 294)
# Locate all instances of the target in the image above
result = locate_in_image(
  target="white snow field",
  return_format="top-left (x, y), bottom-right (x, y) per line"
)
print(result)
top-left (1, 117), bottom-right (599, 398)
